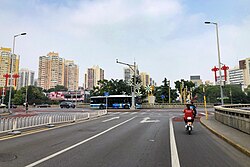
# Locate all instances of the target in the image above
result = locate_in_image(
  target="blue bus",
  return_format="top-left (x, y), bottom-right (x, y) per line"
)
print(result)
top-left (90, 95), bottom-right (142, 109)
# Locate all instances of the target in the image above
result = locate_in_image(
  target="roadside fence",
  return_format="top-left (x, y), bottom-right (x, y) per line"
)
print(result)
top-left (0, 110), bottom-right (107, 133)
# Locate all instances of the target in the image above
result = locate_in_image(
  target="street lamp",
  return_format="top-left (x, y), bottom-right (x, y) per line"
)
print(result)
top-left (116, 59), bottom-right (136, 109)
top-left (205, 22), bottom-right (224, 105)
top-left (8, 32), bottom-right (27, 113)
top-left (25, 75), bottom-right (28, 113)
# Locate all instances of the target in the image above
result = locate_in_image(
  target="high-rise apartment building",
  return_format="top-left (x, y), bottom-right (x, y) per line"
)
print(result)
top-left (239, 58), bottom-right (250, 87)
top-left (0, 47), bottom-right (20, 89)
top-left (228, 67), bottom-right (244, 85)
top-left (124, 66), bottom-right (139, 83)
top-left (140, 72), bottom-right (150, 87)
top-left (64, 60), bottom-right (79, 91)
top-left (190, 75), bottom-right (203, 87)
top-left (84, 65), bottom-right (104, 90)
top-left (38, 52), bottom-right (65, 90)
top-left (18, 68), bottom-right (35, 89)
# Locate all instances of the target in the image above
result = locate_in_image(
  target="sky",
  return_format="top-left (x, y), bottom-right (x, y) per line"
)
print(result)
top-left (1, 0), bottom-right (250, 87)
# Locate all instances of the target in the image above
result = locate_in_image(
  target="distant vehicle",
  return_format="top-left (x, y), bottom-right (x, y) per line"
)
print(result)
top-left (10, 104), bottom-right (17, 108)
top-left (37, 104), bottom-right (51, 108)
top-left (60, 101), bottom-right (76, 108)
top-left (90, 95), bottom-right (142, 109)
top-left (0, 104), bottom-right (6, 108)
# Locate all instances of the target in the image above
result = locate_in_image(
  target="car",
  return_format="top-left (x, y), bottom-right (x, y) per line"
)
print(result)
top-left (60, 101), bottom-right (75, 108)
top-left (37, 104), bottom-right (51, 108)
top-left (0, 104), bottom-right (6, 108)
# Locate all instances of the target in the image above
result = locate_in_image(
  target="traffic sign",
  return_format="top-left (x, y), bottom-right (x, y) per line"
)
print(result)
top-left (104, 92), bottom-right (109, 96)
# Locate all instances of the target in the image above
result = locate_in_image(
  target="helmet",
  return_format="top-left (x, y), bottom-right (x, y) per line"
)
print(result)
top-left (186, 99), bottom-right (191, 104)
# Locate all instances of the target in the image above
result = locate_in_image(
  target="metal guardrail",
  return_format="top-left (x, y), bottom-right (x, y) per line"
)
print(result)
top-left (214, 104), bottom-right (250, 134)
top-left (0, 110), bottom-right (107, 133)
top-left (142, 103), bottom-right (214, 109)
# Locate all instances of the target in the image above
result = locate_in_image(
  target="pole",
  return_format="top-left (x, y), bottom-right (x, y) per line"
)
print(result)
top-left (168, 80), bottom-right (171, 104)
top-left (8, 33), bottom-right (26, 113)
top-left (180, 82), bottom-right (183, 104)
top-left (116, 59), bottom-right (136, 109)
top-left (215, 23), bottom-right (224, 105)
top-left (131, 61), bottom-right (136, 109)
top-left (25, 84), bottom-right (28, 113)
top-left (203, 87), bottom-right (208, 120)
top-left (8, 36), bottom-right (16, 113)
top-left (106, 96), bottom-right (108, 112)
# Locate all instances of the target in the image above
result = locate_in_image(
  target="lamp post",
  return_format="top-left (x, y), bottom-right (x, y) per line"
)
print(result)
top-left (116, 59), bottom-right (136, 109)
top-left (168, 80), bottom-right (171, 104)
top-left (25, 74), bottom-right (28, 113)
top-left (205, 22), bottom-right (224, 105)
top-left (8, 32), bottom-right (26, 113)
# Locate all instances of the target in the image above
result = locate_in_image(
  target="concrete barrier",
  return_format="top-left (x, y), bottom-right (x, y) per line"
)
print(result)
top-left (214, 104), bottom-right (250, 134)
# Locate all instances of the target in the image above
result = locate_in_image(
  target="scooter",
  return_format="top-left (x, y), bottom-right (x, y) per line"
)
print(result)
top-left (185, 117), bottom-right (193, 135)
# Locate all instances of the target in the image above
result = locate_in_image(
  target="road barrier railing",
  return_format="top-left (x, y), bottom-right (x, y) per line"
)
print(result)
top-left (142, 103), bottom-right (213, 109)
top-left (214, 104), bottom-right (250, 134)
top-left (0, 110), bottom-right (107, 133)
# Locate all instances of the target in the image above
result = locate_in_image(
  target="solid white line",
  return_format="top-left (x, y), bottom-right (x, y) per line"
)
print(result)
top-left (169, 117), bottom-right (180, 167)
top-left (25, 117), bottom-right (136, 167)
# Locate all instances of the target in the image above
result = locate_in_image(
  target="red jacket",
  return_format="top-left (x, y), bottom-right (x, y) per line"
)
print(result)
top-left (183, 109), bottom-right (194, 119)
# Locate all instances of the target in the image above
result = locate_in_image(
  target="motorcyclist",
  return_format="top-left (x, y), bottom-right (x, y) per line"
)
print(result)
top-left (190, 101), bottom-right (197, 118)
top-left (183, 102), bottom-right (195, 125)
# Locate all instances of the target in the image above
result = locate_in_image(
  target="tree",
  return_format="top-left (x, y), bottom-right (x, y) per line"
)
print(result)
top-left (47, 85), bottom-right (68, 93)
top-left (193, 84), bottom-right (248, 104)
top-left (91, 79), bottom-right (131, 96)
top-left (154, 78), bottom-right (178, 103)
top-left (13, 86), bottom-right (50, 105)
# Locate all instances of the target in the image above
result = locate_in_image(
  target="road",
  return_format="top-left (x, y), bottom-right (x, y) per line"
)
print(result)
top-left (0, 109), bottom-right (249, 167)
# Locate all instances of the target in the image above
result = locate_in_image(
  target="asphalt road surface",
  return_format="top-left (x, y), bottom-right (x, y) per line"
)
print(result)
top-left (0, 109), bottom-right (249, 167)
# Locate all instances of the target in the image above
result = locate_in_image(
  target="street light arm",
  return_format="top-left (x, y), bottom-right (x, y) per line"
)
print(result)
top-left (116, 59), bottom-right (135, 72)
top-left (14, 32), bottom-right (27, 37)
top-left (205, 21), bottom-right (217, 25)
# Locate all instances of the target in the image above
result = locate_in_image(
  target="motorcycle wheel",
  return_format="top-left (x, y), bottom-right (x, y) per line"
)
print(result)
top-left (188, 126), bottom-right (192, 135)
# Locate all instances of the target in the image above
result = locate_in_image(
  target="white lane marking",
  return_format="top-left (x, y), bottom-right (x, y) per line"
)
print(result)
top-left (102, 117), bottom-right (120, 122)
top-left (130, 112), bottom-right (137, 115)
top-left (141, 112), bottom-right (146, 115)
top-left (140, 117), bottom-right (160, 123)
top-left (169, 117), bottom-right (180, 167)
top-left (25, 117), bottom-right (136, 167)
top-left (121, 112), bottom-right (129, 115)
top-left (112, 112), bottom-right (121, 115)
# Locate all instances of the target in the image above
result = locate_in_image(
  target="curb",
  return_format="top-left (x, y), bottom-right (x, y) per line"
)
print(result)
top-left (200, 117), bottom-right (250, 157)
